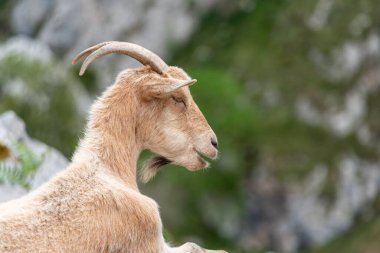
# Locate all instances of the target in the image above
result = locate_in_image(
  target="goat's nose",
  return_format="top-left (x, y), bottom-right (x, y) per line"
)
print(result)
top-left (211, 137), bottom-right (218, 149)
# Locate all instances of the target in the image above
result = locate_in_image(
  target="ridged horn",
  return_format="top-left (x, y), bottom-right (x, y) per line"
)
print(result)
top-left (72, 41), bottom-right (168, 75)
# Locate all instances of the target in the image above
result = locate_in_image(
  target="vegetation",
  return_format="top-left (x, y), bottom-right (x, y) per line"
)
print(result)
top-left (173, 0), bottom-right (380, 183)
top-left (0, 0), bottom-right (11, 41)
top-left (0, 142), bottom-right (42, 190)
top-left (164, 0), bottom-right (380, 251)
top-left (0, 53), bottom-right (85, 157)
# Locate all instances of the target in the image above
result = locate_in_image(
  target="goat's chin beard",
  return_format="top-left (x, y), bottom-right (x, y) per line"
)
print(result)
top-left (140, 155), bottom-right (171, 183)
top-left (139, 154), bottom-right (209, 183)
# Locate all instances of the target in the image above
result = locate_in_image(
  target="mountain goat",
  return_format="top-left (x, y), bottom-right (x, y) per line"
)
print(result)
top-left (0, 41), bottom-right (226, 253)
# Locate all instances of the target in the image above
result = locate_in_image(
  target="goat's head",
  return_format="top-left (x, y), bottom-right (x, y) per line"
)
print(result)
top-left (73, 41), bottom-right (218, 182)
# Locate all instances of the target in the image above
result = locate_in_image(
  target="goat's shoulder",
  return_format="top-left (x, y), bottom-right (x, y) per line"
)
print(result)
top-left (88, 169), bottom-right (163, 251)
top-left (95, 169), bottom-right (160, 216)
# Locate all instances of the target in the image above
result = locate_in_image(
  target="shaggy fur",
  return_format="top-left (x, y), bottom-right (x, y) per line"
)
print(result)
top-left (0, 53), bottom-right (226, 252)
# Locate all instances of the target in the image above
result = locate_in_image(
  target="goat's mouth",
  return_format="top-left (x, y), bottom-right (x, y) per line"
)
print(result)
top-left (140, 149), bottom-right (216, 182)
top-left (195, 150), bottom-right (211, 163)
top-left (195, 146), bottom-right (218, 160)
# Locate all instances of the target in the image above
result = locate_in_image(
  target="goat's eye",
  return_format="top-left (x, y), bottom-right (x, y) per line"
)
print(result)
top-left (171, 96), bottom-right (186, 108)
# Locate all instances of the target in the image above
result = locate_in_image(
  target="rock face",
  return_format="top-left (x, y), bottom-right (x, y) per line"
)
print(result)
top-left (0, 111), bottom-right (68, 202)
top-left (241, 157), bottom-right (380, 252)
top-left (0, 35), bottom-right (53, 63)
top-left (286, 157), bottom-right (380, 245)
top-left (11, 0), bottom-right (219, 85)
top-left (11, 0), bottom-right (216, 55)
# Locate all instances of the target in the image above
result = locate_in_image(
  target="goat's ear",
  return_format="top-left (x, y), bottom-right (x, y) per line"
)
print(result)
top-left (142, 77), bottom-right (197, 98)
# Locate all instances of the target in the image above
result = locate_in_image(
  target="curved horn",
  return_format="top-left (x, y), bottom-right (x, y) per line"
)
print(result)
top-left (72, 41), bottom-right (168, 75)
top-left (72, 41), bottom-right (113, 65)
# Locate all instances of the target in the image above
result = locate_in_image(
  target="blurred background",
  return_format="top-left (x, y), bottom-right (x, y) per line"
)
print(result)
top-left (0, 0), bottom-right (380, 252)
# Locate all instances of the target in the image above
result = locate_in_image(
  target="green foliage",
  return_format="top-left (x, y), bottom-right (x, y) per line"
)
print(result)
top-left (167, 0), bottom-right (380, 251)
top-left (0, 53), bottom-right (85, 157)
top-left (172, 0), bottom-right (380, 186)
top-left (0, 0), bottom-right (12, 41)
top-left (0, 142), bottom-right (42, 190)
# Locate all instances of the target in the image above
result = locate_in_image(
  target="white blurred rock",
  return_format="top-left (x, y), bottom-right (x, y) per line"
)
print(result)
top-left (298, 34), bottom-right (380, 138)
top-left (307, 0), bottom-right (335, 31)
top-left (11, 0), bottom-right (54, 36)
top-left (285, 155), bottom-right (380, 247)
top-left (11, 0), bottom-right (219, 85)
top-left (0, 36), bottom-right (53, 63)
top-left (0, 111), bottom-right (68, 203)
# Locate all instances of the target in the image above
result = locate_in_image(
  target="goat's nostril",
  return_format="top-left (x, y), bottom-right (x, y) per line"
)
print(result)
top-left (211, 137), bottom-right (218, 149)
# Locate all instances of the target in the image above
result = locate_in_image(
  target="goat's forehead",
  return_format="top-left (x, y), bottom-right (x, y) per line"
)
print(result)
top-left (123, 66), bottom-right (190, 80)
top-left (166, 66), bottom-right (191, 80)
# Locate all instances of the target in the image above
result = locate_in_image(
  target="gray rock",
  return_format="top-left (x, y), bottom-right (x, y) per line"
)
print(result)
top-left (0, 35), bottom-right (53, 63)
top-left (11, 0), bottom-right (54, 36)
top-left (0, 111), bottom-right (68, 203)
top-left (241, 156), bottom-right (380, 252)
top-left (300, 33), bottom-right (380, 137)
top-left (11, 0), bottom-right (219, 85)
top-left (286, 156), bottom-right (380, 247)
top-left (307, 0), bottom-right (335, 31)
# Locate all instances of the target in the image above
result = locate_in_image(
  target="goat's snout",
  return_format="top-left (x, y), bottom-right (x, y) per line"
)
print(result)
top-left (211, 136), bottom-right (218, 149)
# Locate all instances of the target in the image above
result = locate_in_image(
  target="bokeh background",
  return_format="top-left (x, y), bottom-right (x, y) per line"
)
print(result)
top-left (1, 0), bottom-right (380, 252)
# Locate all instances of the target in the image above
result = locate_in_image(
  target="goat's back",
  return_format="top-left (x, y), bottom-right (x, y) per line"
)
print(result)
top-left (0, 164), bottom-right (163, 253)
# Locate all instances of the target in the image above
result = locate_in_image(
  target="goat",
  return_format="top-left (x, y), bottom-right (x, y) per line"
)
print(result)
top-left (0, 41), bottom-right (227, 253)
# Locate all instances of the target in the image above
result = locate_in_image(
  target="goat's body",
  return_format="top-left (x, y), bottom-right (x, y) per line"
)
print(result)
top-left (0, 162), bottom-right (164, 253)
top-left (0, 42), bottom-right (227, 253)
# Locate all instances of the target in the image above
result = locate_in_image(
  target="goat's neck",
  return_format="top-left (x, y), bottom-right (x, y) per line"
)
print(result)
top-left (87, 131), bottom-right (140, 190)
top-left (74, 88), bottom-right (141, 190)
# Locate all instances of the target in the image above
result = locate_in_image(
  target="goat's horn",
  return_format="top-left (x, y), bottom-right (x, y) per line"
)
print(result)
top-left (72, 41), bottom-right (113, 65)
top-left (73, 41), bottom-right (168, 76)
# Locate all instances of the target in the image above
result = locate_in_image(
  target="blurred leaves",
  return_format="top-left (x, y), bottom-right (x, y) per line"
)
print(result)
top-left (0, 142), bottom-right (42, 190)
top-left (173, 0), bottom-right (380, 183)
top-left (0, 53), bottom-right (85, 157)
top-left (0, 0), bottom-right (12, 41)
top-left (168, 0), bottom-right (380, 251)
